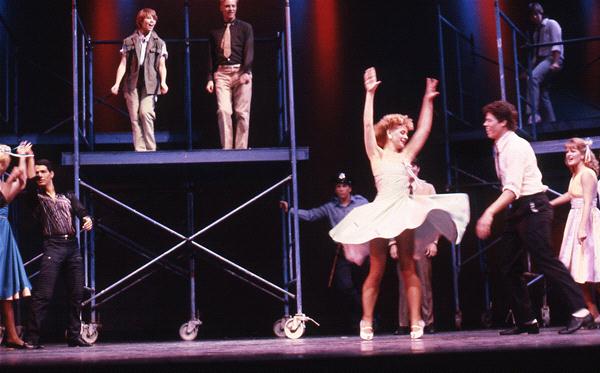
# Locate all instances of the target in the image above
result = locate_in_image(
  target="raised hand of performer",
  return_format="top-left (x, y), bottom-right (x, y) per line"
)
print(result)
top-left (15, 141), bottom-right (35, 179)
top-left (423, 78), bottom-right (440, 102)
top-left (364, 67), bottom-right (381, 94)
top-left (278, 200), bottom-right (289, 213)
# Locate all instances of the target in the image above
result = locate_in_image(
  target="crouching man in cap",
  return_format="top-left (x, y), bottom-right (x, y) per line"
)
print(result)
top-left (280, 172), bottom-right (369, 333)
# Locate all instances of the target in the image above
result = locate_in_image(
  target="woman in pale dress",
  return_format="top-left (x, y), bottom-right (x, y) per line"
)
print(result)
top-left (329, 68), bottom-right (469, 340)
top-left (550, 138), bottom-right (600, 324)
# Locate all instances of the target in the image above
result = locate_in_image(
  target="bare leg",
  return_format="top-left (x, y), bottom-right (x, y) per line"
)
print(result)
top-left (397, 230), bottom-right (422, 328)
top-left (581, 283), bottom-right (600, 319)
top-left (361, 238), bottom-right (387, 325)
top-left (1, 300), bottom-right (24, 345)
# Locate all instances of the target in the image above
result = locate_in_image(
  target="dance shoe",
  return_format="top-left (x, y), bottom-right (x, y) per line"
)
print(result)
top-left (499, 322), bottom-right (539, 335)
top-left (558, 314), bottom-right (594, 334)
top-left (2, 340), bottom-right (34, 349)
top-left (410, 320), bottom-right (425, 339)
top-left (359, 320), bottom-right (373, 340)
top-left (67, 336), bottom-right (93, 347)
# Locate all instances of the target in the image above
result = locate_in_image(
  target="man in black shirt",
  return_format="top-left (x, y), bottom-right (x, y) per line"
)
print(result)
top-left (24, 159), bottom-right (93, 348)
top-left (206, 0), bottom-right (254, 149)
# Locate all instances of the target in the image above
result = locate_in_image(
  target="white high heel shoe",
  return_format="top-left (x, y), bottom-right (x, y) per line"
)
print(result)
top-left (410, 320), bottom-right (425, 339)
top-left (359, 320), bottom-right (374, 340)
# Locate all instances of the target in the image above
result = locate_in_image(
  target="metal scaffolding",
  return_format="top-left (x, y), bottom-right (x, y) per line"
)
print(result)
top-left (65, 0), bottom-right (315, 342)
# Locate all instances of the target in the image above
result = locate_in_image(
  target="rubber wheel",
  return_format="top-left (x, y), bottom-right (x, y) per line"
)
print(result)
top-left (273, 317), bottom-right (288, 338)
top-left (179, 322), bottom-right (199, 341)
top-left (80, 323), bottom-right (99, 344)
top-left (283, 318), bottom-right (305, 339)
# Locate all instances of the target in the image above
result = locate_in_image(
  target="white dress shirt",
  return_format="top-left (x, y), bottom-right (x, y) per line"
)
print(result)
top-left (494, 131), bottom-right (547, 199)
top-left (533, 18), bottom-right (564, 60)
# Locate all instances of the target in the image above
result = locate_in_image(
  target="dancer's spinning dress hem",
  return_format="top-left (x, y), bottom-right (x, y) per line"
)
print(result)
top-left (329, 158), bottom-right (470, 265)
top-left (0, 196), bottom-right (32, 301)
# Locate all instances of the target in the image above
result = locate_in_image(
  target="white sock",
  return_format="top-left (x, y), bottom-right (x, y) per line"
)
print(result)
top-left (572, 308), bottom-right (590, 318)
top-left (524, 319), bottom-right (538, 325)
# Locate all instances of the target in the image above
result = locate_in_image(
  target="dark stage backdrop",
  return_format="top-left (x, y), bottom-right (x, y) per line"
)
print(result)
top-left (1, 0), bottom-right (599, 341)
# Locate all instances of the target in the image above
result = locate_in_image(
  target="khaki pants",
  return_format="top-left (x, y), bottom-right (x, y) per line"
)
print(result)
top-left (214, 67), bottom-right (252, 149)
top-left (124, 87), bottom-right (157, 151)
top-left (397, 256), bottom-right (434, 327)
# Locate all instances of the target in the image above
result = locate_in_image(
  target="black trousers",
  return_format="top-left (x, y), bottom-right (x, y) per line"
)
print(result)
top-left (26, 237), bottom-right (85, 343)
top-left (333, 254), bottom-right (369, 329)
top-left (501, 193), bottom-right (585, 324)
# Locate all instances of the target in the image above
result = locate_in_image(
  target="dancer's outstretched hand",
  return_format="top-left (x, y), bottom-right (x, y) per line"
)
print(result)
top-left (16, 141), bottom-right (33, 155)
top-left (364, 67), bottom-right (381, 93)
top-left (424, 78), bottom-right (439, 101)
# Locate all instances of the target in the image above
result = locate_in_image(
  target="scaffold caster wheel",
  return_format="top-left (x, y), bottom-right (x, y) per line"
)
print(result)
top-left (283, 317), bottom-right (305, 339)
top-left (454, 310), bottom-right (463, 330)
top-left (481, 310), bottom-right (493, 328)
top-left (80, 323), bottom-right (99, 344)
top-left (179, 321), bottom-right (201, 341)
top-left (273, 317), bottom-right (290, 338)
top-left (541, 305), bottom-right (551, 327)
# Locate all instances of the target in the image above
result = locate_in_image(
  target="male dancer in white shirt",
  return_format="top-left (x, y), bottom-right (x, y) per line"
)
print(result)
top-left (476, 100), bottom-right (592, 335)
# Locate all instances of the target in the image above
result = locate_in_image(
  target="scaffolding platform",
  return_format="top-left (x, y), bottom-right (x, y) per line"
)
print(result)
top-left (0, 131), bottom-right (194, 146)
top-left (61, 147), bottom-right (310, 166)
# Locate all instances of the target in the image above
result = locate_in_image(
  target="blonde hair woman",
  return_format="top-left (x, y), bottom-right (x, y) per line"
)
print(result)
top-left (329, 68), bottom-right (470, 340)
top-left (551, 138), bottom-right (600, 325)
top-left (0, 142), bottom-right (35, 349)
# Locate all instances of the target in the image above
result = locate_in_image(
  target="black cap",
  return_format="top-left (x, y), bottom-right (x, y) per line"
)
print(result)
top-left (335, 172), bottom-right (352, 185)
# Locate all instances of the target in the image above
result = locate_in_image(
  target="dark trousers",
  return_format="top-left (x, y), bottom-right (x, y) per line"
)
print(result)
top-left (333, 254), bottom-right (369, 329)
top-left (501, 193), bottom-right (585, 324)
top-left (26, 237), bottom-right (84, 343)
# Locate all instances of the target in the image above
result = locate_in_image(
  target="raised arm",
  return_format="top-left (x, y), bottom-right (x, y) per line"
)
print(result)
top-left (0, 168), bottom-right (26, 203)
top-left (16, 141), bottom-right (35, 179)
top-left (402, 78), bottom-right (439, 163)
top-left (363, 67), bottom-right (382, 161)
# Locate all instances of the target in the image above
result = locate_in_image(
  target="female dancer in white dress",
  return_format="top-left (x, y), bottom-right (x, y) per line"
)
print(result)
top-left (329, 68), bottom-right (469, 340)
top-left (550, 138), bottom-right (600, 324)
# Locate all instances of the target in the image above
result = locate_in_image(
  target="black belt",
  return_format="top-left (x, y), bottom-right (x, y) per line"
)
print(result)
top-left (44, 234), bottom-right (75, 240)
top-left (512, 192), bottom-right (547, 207)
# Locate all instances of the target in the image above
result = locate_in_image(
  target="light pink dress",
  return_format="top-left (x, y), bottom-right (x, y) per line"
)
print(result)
top-left (558, 168), bottom-right (600, 283)
top-left (329, 156), bottom-right (470, 265)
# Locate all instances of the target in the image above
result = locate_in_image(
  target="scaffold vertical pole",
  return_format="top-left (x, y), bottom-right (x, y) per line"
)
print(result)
top-left (284, 0), bottom-right (302, 315)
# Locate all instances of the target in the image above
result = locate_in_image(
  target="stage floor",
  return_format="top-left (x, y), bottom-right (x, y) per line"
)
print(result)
top-left (2, 328), bottom-right (600, 372)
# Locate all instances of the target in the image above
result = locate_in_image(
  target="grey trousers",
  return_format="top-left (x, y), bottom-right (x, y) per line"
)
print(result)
top-left (396, 256), bottom-right (434, 327)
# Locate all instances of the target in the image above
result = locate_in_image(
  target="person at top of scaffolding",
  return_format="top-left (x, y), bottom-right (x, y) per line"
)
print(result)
top-left (0, 142), bottom-right (34, 349)
top-left (206, 0), bottom-right (254, 150)
top-left (329, 67), bottom-right (470, 340)
top-left (525, 2), bottom-right (563, 125)
top-left (22, 159), bottom-right (93, 348)
top-left (110, 8), bottom-right (169, 152)
top-left (550, 138), bottom-right (600, 328)
top-left (476, 100), bottom-right (592, 336)
top-left (280, 172), bottom-right (369, 334)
